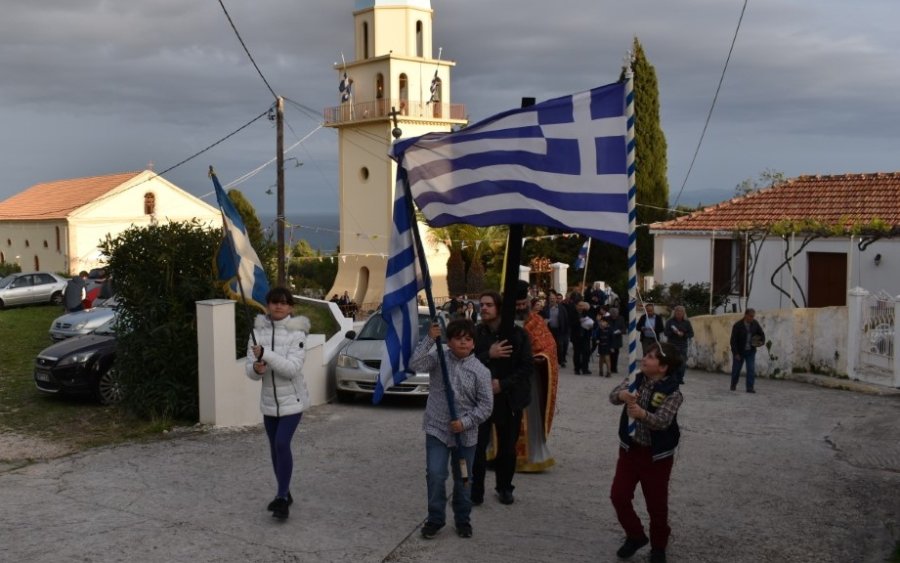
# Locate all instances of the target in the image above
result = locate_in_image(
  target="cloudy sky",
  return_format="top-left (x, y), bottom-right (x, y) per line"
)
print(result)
top-left (1, 0), bottom-right (897, 220)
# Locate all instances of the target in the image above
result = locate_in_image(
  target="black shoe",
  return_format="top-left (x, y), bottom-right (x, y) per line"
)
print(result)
top-left (650, 548), bottom-right (667, 563)
top-left (730, 384), bottom-right (736, 391)
top-left (574, 369), bottom-right (582, 375)
top-left (271, 497), bottom-right (290, 520)
top-left (616, 536), bottom-right (649, 558)
top-left (497, 490), bottom-right (514, 505)
top-left (470, 495), bottom-right (483, 506)
top-left (746, 388), bottom-right (756, 393)
top-left (456, 523), bottom-right (473, 538)
top-left (560, 363), bottom-right (567, 368)
top-left (583, 370), bottom-right (592, 375)
top-left (421, 521), bottom-right (443, 539)
top-left (267, 492), bottom-right (293, 511)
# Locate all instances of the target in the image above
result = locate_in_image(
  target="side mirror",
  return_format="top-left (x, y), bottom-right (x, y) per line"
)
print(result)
top-left (345, 330), bottom-right (357, 340)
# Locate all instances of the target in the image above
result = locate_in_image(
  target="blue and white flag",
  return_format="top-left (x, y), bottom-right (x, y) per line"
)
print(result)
top-left (339, 72), bottom-right (353, 103)
top-left (428, 70), bottom-right (440, 104)
top-left (211, 171), bottom-right (270, 313)
top-left (390, 81), bottom-right (629, 247)
top-left (375, 167), bottom-right (426, 403)
top-left (575, 239), bottom-right (589, 270)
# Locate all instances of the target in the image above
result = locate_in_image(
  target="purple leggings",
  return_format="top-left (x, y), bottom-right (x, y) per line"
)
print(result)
top-left (263, 413), bottom-right (302, 498)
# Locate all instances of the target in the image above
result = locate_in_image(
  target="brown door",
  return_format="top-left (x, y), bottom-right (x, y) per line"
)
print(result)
top-left (807, 252), bottom-right (846, 307)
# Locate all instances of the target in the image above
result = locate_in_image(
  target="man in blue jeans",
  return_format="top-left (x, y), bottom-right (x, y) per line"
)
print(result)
top-left (409, 319), bottom-right (493, 539)
top-left (729, 308), bottom-right (766, 393)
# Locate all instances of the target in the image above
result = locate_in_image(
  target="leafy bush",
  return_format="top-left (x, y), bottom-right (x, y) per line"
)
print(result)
top-left (642, 281), bottom-right (725, 317)
top-left (0, 262), bottom-right (22, 277)
top-left (101, 221), bottom-right (221, 420)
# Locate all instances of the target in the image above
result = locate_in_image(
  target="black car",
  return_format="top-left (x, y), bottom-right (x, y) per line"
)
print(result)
top-left (33, 320), bottom-right (121, 405)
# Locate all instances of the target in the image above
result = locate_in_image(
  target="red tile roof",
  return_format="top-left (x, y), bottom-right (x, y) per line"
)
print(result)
top-left (652, 173), bottom-right (900, 232)
top-left (0, 171), bottom-right (143, 221)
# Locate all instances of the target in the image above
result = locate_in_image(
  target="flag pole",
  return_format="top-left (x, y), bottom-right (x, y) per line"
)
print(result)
top-left (580, 237), bottom-right (592, 294)
top-left (624, 56), bottom-right (641, 437)
top-left (391, 114), bottom-right (468, 482)
top-left (209, 166), bottom-right (259, 348)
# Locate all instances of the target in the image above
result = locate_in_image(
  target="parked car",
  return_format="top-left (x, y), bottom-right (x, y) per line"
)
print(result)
top-left (0, 272), bottom-right (67, 308)
top-left (333, 307), bottom-right (434, 401)
top-left (49, 297), bottom-right (119, 341)
top-left (34, 319), bottom-right (121, 405)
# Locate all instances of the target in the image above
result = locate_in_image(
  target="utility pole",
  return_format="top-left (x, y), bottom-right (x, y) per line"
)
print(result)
top-left (276, 96), bottom-right (286, 286)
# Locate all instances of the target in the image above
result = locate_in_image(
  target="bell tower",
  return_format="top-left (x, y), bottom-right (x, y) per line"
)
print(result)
top-left (324, 0), bottom-right (466, 307)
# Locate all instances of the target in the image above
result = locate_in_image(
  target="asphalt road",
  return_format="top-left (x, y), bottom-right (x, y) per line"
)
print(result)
top-left (1, 364), bottom-right (898, 563)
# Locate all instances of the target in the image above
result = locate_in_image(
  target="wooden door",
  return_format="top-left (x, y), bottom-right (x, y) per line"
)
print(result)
top-left (807, 252), bottom-right (846, 307)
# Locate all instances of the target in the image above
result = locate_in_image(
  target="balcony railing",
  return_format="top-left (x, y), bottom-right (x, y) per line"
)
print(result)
top-left (324, 98), bottom-right (466, 125)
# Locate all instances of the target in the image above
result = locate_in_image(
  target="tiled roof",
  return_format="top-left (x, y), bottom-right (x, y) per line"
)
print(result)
top-left (0, 171), bottom-right (143, 221)
top-left (652, 172), bottom-right (900, 232)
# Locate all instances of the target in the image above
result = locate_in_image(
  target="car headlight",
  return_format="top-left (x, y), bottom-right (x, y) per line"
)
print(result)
top-left (57, 351), bottom-right (97, 367)
top-left (336, 354), bottom-right (359, 369)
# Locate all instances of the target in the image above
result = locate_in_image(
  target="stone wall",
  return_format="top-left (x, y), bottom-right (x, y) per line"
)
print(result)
top-left (687, 307), bottom-right (848, 378)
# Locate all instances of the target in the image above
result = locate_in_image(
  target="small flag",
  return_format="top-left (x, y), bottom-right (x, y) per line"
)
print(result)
top-left (390, 81), bottom-right (629, 248)
top-left (210, 170), bottom-right (270, 312)
top-left (375, 167), bottom-right (426, 403)
top-left (428, 70), bottom-right (440, 104)
top-left (575, 239), bottom-right (589, 270)
top-left (339, 72), bottom-right (353, 103)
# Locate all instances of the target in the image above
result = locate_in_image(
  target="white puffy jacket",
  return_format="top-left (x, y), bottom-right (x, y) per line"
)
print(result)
top-left (245, 314), bottom-right (310, 417)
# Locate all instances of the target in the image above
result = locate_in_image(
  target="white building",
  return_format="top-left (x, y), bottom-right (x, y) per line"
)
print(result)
top-left (651, 173), bottom-right (900, 312)
top-left (0, 170), bottom-right (220, 274)
top-left (323, 0), bottom-right (467, 306)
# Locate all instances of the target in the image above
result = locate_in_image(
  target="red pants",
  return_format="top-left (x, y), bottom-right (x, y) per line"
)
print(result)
top-left (609, 445), bottom-right (674, 550)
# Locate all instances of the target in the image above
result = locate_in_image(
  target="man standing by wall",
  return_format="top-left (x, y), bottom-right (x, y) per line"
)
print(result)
top-left (472, 291), bottom-right (533, 505)
top-left (542, 290), bottom-right (569, 368)
top-left (637, 303), bottom-right (664, 355)
top-left (63, 271), bottom-right (88, 313)
top-left (730, 308), bottom-right (766, 393)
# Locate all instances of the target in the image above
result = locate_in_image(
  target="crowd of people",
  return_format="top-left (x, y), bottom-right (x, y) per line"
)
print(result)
top-left (245, 283), bottom-right (763, 563)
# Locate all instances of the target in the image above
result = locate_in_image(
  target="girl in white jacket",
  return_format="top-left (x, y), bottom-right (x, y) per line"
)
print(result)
top-left (246, 287), bottom-right (310, 520)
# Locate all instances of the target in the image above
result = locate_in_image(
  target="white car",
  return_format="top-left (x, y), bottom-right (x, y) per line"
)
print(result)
top-left (49, 297), bottom-right (119, 341)
top-left (0, 272), bottom-right (67, 308)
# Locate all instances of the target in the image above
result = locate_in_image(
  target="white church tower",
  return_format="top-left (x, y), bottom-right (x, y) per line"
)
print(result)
top-left (324, 0), bottom-right (466, 306)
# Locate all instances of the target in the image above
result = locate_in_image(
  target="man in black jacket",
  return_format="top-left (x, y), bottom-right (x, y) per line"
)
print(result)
top-left (730, 308), bottom-right (766, 393)
top-left (636, 303), bottom-right (664, 355)
top-left (472, 290), bottom-right (534, 506)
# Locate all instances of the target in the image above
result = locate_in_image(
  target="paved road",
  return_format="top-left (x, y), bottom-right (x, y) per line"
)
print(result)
top-left (1, 364), bottom-right (898, 563)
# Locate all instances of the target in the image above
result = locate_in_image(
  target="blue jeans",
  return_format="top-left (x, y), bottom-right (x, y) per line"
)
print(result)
top-left (731, 349), bottom-right (756, 390)
top-left (425, 434), bottom-right (475, 526)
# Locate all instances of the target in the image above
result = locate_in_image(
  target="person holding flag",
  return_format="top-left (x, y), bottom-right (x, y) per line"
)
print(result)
top-left (409, 319), bottom-right (493, 539)
top-left (608, 342), bottom-right (683, 563)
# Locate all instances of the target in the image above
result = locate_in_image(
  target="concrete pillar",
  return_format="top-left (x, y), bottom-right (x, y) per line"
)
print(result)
top-left (894, 295), bottom-right (900, 387)
top-left (550, 262), bottom-right (568, 294)
top-left (519, 265), bottom-right (530, 284)
top-left (196, 299), bottom-right (262, 427)
top-left (846, 287), bottom-right (867, 380)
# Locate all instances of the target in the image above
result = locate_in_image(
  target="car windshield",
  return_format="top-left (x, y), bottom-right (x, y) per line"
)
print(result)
top-left (93, 318), bottom-right (117, 336)
top-left (356, 313), bottom-right (431, 340)
top-left (0, 275), bottom-right (14, 289)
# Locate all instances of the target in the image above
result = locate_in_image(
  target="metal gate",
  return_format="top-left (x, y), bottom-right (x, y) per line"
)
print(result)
top-left (859, 290), bottom-right (895, 372)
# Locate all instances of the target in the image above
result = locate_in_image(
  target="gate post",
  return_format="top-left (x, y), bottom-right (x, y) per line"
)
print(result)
top-left (846, 287), bottom-right (868, 380)
top-left (893, 295), bottom-right (900, 387)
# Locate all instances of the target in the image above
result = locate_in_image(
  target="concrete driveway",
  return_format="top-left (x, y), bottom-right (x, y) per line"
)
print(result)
top-left (1, 366), bottom-right (898, 562)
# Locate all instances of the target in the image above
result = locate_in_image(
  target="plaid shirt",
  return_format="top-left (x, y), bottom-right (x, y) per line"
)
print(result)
top-left (409, 336), bottom-right (493, 447)
top-left (609, 374), bottom-right (683, 447)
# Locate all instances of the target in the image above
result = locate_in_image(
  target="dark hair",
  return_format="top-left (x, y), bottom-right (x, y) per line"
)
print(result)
top-left (445, 318), bottom-right (476, 340)
top-left (479, 290), bottom-right (502, 308)
top-left (266, 286), bottom-right (295, 306)
top-left (645, 342), bottom-right (683, 374)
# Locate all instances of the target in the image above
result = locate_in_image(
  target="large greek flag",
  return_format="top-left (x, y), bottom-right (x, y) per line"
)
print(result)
top-left (389, 81), bottom-right (629, 247)
top-left (211, 171), bottom-right (270, 313)
top-left (375, 167), bottom-right (426, 403)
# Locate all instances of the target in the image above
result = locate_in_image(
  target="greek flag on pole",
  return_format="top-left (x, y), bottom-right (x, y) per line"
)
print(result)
top-left (211, 172), bottom-right (270, 313)
top-left (339, 72), bottom-right (352, 102)
top-left (375, 167), bottom-right (426, 403)
top-left (389, 81), bottom-right (629, 247)
top-left (428, 70), bottom-right (440, 104)
top-left (575, 239), bottom-right (589, 270)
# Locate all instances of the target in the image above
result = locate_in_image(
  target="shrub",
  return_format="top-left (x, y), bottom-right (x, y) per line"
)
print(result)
top-left (0, 262), bottom-right (22, 277)
top-left (642, 281), bottom-right (725, 317)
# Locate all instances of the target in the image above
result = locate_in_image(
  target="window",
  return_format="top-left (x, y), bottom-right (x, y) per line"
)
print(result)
top-left (33, 256), bottom-right (39, 270)
top-left (0, 252), bottom-right (4, 262)
top-left (55, 226), bottom-right (60, 251)
top-left (144, 192), bottom-right (156, 215)
top-left (399, 74), bottom-right (409, 115)
top-left (43, 240), bottom-right (48, 248)
top-left (24, 240), bottom-right (29, 248)
top-left (362, 22), bottom-right (369, 59)
top-left (416, 21), bottom-right (423, 57)
top-left (360, 167), bottom-right (369, 181)
top-left (712, 238), bottom-right (746, 296)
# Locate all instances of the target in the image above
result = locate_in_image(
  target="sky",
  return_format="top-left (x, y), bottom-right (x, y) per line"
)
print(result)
top-left (1, 0), bottom-right (898, 221)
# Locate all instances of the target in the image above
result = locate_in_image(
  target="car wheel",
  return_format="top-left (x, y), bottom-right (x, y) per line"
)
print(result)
top-left (95, 365), bottom-right (124, 405)
top-left (0, 298), bottom-right (4, 309)
top-left (335, 389), bottom-right (356, 403)
top-left (50, 291), bottom-right (63, 305)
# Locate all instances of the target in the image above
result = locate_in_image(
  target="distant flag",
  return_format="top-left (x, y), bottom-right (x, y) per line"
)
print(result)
top-left (210, 168), bottom-right (270, 313)
top-left (375, 167), bottom-right (426, 403)
top-left (339, 72), bottom-right (353, 102)
top-left (390, 81), bottom-right (629, 247)
top-left (427, 70), bottom-right (440, 104)
top-left (574, 239), bottom-right (589, 270)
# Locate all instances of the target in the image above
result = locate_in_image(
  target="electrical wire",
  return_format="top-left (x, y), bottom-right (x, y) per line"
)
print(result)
top-left (671, 0), bottom-right (749, 209)
top-left (217, 0), bottom-right (278, 99)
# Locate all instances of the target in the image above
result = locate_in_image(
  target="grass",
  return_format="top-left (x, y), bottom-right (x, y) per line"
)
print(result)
top-left (0, 305), bottom-right (169, 451)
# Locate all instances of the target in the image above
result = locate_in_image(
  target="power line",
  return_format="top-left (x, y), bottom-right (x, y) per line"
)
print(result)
top-left (217, 0), bottom-right (278, 99)
top-left (671, 0), bottom-right (749, 209)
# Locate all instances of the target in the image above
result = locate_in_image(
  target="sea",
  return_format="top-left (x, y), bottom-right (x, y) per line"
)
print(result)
top-left (258, 212), bottom-right (340, 254)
